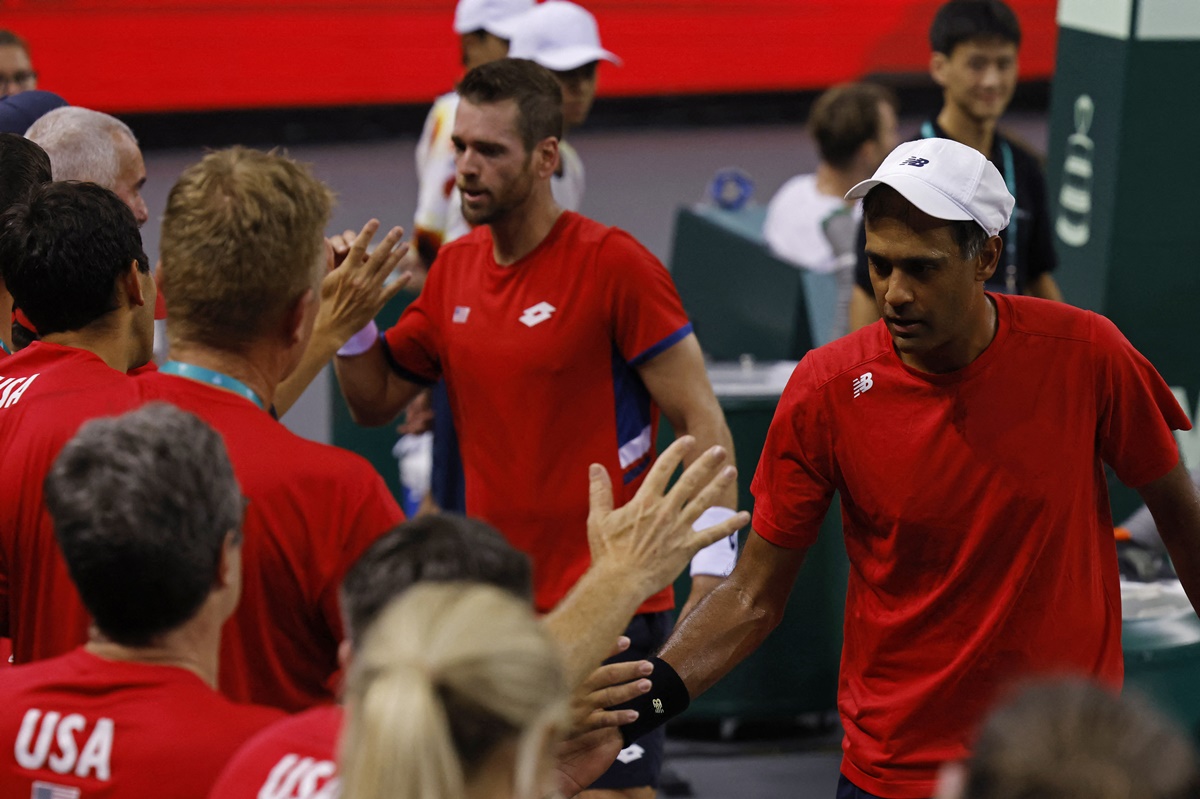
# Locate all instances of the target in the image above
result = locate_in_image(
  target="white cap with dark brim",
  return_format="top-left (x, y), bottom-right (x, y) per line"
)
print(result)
top-left (845, 138), bottom-right (1014, 237)
top-left (492, 1), bottom-right (622, 71)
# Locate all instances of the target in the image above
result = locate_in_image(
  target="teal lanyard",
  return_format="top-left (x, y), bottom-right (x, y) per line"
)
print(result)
top-left (921, 121), bottom-right (1019, 293)
top-left (0, 338), bottom-right (9, 355)
top-left (160, 361), bottom-right (268, 412)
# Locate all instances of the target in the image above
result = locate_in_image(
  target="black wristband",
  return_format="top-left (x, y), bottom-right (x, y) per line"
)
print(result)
top-left (614, 656), bottom-right (691, 747)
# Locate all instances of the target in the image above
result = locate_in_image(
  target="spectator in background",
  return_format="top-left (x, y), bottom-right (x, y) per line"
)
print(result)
top-left (935, 678), bottom-right (1200, 799)
top-left (339, 583), bottom-right (568, 799)
top-left (495, 0), bottom-right (621, 211)
top-left (0, 90), bottom-right (65, 135)
top-left (25, 107), bottom-right (148, 227)
top-left (409, 0), bottom-right (534, 279)
top-left (849, 0), bottom-right (1061, 331)
top-left (763, 83), bottom-right (898, 342)
top-left (0, 404), bottom-right (282, 798)
top-left (0, 32), bottom-right (36, 99)
top-left (0, 133), bottom-right (51, 356)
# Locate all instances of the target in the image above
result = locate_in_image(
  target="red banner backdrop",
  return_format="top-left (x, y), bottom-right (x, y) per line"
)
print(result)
top-left (4, 0), bottom-right (1057, 114)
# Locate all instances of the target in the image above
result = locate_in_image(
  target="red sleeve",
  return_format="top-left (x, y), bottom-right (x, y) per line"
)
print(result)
top-left (750, 356), bottom-right (836, 549)
top-left (1093, 313), bottom-right (1190, 487)
top-left (381, 278), bottom-right (443, 385)
top-left (599, 230), bottom-right (693, 366)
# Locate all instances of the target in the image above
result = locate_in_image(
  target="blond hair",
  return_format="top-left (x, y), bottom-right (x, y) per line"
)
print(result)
top-left (159, 146), bottom-right (333, 351)
top-left (340, 583), bottom-right (568, 799)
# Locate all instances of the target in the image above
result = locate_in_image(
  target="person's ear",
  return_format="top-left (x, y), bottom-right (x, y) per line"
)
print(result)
top-left (976, 235), bottom-right (1003, 283)
top-left (536, 137), bottom-right (560, 179)
top-left (215, 529), bottom-right (241, 589)
top-left (284, 287), bottom-right (316, 346)
top-left (930, 51), bottom-right (948, 87)
top-left (122, 260), bottom-right (148, 309)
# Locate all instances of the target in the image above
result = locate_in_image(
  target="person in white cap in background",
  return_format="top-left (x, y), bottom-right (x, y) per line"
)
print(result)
top-left (408, 0), bottom-right (535, 280)
top-left (492, 0), bottom-right (620, 212)
top-left (603, 137), bottom-right (1200, 799)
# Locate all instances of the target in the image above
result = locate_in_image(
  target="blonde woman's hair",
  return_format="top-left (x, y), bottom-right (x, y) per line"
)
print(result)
top-left (340, 582), bottom-right (569, 799)
top-left (159, 146), bottom-right (333, 353)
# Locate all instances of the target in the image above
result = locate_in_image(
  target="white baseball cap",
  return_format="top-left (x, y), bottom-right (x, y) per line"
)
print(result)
top-left (492, 1), bottom-right (622, 71)
top-left (454, 0), bottom-right (535, 36)
top-left (845, 138), bottom-right (1014, 236)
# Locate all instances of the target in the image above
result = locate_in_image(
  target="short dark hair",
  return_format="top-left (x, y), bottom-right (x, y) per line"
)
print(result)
top-left (458, 58), bottom-right (563, 152)
top-left (930, 0), bottom-right (1021, 55)
top-left (861, 184), bottom-right (989, 260)
top-left (0, 181), bottom-right (147, 336)
top-left (0, 133), bottom-right (50, 211)
top-left (44, 404), bottom-right (243, 647)
top-left (809, 83), bottom-right (898, 170)
top-left (340, 513), bottom-right (532, 648)
top-left (965, 678), bottom-right (1200, 799)
top-left (0, 31), bottom-right (31, 57)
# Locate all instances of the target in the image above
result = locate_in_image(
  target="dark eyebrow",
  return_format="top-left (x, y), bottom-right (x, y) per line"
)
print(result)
top-left (864, 249), bottom-right (950, 268)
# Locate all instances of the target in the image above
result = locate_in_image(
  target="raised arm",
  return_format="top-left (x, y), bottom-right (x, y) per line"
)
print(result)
top-left (1137, 460), bottom-right (1200, 613)
top-left (542, 435), bottom-right (747, 690)
top-left (275, 220), bottom-right (410, 416)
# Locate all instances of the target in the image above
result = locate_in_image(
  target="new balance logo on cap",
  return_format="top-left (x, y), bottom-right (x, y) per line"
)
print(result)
top-left (900, 156), bottom-right (929, 167)
top-left (853, 372), bottom-right (874, 398)
top-left (519, 301), bottom-right (556, 328)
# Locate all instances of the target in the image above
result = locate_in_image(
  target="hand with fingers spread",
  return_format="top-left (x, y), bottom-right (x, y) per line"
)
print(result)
top-left (316, 219), bottom-right (411, 347)
top-left (586, 435), bottom-right (749, 602)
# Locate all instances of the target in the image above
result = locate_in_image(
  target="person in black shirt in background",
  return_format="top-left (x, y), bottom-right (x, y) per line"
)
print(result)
top-left (849, 0), bottom-right (1061, 332)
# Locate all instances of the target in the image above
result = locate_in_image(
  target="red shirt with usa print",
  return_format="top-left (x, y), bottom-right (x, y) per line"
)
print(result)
top-left (384, 211), bottom-right (692, 613)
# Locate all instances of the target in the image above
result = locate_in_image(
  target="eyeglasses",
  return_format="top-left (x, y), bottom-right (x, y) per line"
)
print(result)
top-left (0, 71), bottom-right (37, 91)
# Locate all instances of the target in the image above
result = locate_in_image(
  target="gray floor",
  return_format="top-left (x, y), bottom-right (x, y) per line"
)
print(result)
top-left (139, 111), bottom-right (1048, 799)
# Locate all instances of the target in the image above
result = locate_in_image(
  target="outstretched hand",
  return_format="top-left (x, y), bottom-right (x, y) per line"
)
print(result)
top-left (317, 219), bottom-right (411, 345)
top-left (586, 435), bottom-right (749, 603)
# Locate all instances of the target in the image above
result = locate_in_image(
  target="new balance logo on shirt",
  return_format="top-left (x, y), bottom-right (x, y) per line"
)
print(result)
top-left (853, 372), bottom-right (874, 398)
top-left (900, 157), bottom-right (930, 167)
top-left (519, 302), bottom-right (556, 328)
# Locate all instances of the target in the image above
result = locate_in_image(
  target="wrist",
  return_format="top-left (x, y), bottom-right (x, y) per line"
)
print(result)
top-left (615, 656), bottom-right (690, 746)
top-left (336, 320), bottom-right (379, 358)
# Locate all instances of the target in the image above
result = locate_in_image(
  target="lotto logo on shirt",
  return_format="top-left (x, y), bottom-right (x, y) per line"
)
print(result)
top-left (519, 302), bottom-right (556, 328)
top-left (15, 709), bottom-right (113, 781)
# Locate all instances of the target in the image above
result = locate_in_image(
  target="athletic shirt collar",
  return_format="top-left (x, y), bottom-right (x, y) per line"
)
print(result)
top-left (487, 210), bottom-right (575, 273)
top-left (885, 292), bottom-right (1012, 385)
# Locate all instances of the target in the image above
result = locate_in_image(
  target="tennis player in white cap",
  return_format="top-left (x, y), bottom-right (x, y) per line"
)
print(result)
top-left (609, 137), bottom-right (1200, 799)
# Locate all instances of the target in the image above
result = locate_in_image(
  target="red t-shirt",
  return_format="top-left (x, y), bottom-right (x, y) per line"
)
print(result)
top-left (207, 704), bottom-right (342, 799)
top-left (751, 294), bottom-right (1190, 798)
top-left (0, 648), bottom-right (282, 798)
top-left (135, 372), bottom-right (404, 711)
top-left (383, 211), bottom-right (692, 612)
top-left (0, 343), bottom-right (141, 663)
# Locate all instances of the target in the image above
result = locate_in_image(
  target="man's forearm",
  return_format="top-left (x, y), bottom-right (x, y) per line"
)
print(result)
top-left (333, 342), bottom-right (405, 427)
top-left (543, 562), bottom-right (646, 689)
top-left (658, 572), bottom-right (785, 697)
